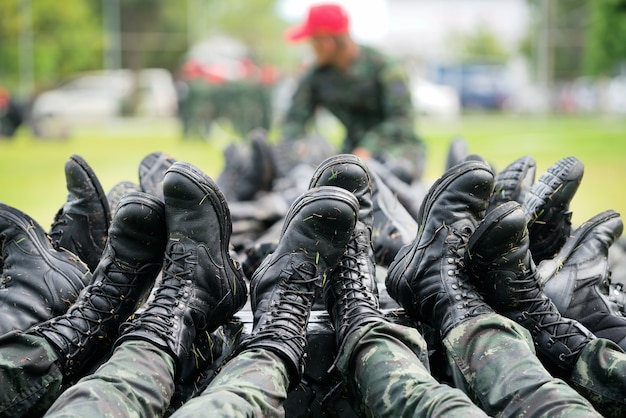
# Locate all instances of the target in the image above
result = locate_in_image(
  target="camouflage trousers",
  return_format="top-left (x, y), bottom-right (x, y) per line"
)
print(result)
top-left (443, 313), bottom-right (622, 417)
top-left (335, 320), bottom-right (489, 417)
top-left (2, 314), bottom-right (626, 417)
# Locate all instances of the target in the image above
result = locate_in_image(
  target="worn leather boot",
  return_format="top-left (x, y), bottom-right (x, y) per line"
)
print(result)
top-left (240, 186), bottom-right (358, 389)
top-left (309, 154), bottom-right (383, 344)
top-left (117, 162), bottom-right (248, 374)
top-left (138, 151), bottom-right (176, 200)
top-left (30, 192), bottom-right (166, 380)
top-left (386, 160), bottom-right (495, 337)
top-left (488, 155), bottom-right (536, 212)
top-left (539, 209), bottom-right (624, 318)
top-left (49, 154), bottom-right (111, 272)
top-left (0, 203), bottom-right (92, 334)
top-left (523, 156), bottom-right (584, 263)
top-left (369, 168), bottom-right (417, 267)
top-left (466, 200), bottom-right (595, 379)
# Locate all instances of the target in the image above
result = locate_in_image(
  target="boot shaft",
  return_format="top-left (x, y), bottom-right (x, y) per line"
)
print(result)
top-left (244, 186), bottom-right (358, 388)
top-left (30, 192), bottom-right (166, 380)
top-left (117, 162), bottom-right (247, 374)
top-left (0, 202), bottom-right (92, 334)
top-left (386, 160), bottom-right (495, 335)
top-left (539, 209), bottom-right (624, 318)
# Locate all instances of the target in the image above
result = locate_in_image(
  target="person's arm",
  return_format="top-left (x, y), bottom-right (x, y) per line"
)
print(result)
top-left (359, 62), bottom-right (421, 156)
top-left (281, 73), bottom-right (316, 140)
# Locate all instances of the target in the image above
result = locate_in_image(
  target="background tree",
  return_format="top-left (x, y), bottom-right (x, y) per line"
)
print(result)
top-left (447, 22), bottom-right (509, 64)
top-left (585, 0), bottom-right (626, 75)
top-left (0, 0), bottom-right (102, 94)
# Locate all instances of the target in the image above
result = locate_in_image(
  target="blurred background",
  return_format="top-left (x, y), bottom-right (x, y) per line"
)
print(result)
top-left (0, 0), bottom-right (625, 228)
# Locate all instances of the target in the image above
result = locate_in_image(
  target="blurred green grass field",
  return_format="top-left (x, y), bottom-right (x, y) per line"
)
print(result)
top-left (0, 114), bottom-right (625, 229)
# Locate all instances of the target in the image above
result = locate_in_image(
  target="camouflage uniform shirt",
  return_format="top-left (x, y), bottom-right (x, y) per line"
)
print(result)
top-left (282, 45), bottom-right (421, 156)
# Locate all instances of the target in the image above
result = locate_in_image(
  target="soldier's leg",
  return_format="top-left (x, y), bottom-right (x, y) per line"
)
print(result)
top-left (311, 155), bottom-right (485, 417)
top-left (44, 341), bottom-right (174, 417)
top-left (386, 161), bottom-right (602, 417)
top-left (443, 313), bottom-right (599, 417)
top-left (570, 337), bottom-right (626, 417)
top-left (336, 321), bottom-right (488, 417)
top-left (175, 183), bottom-right (360, 417)
top-left (172, 348), bottom-right (289, 417)
top-left (0, 332), bottom-right (63, 417)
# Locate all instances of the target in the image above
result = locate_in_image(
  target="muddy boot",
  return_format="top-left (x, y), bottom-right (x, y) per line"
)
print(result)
top-left (117, 162), bottom-right (248, 375)
top-left (239, 186), bottom-right (358, 389)
top-left (386, 160), bottom-right (495, 337)
top-left (466, 200), bottom-right (595, 379)
top-left (30, 192), bottom-right (167, 381)
top-left (49, 154), bottom-right (111, 272)
top-left (0, 203), bottom-right (92, 334)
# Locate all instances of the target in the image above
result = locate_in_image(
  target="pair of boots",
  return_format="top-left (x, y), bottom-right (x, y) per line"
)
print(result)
top-left (0, 151), bottom-right (179, 337)
top-left (28, 161), bottom-right (247, 384)
top-left (385, 158), bottom-right (596, 382)
top-left (240, 153), bottom-right (383, 388)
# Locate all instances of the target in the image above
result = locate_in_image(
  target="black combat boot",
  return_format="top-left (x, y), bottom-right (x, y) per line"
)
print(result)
top-left (49, 154), bottom-right (111, 272)
top-left (386, 160), bottom-right (495, 337)
top-left (217, 129), bottom-right (276, 202)
top-left (539, 209), bottom-right (624, 319)
top-left (30, 192), bottom-right (166, 380)
top-left (117, 162), bottom-right (248, 375)
top-left (239, 186), bottom-right (358, 389)
top-left (369, 168), bottom-right (417, 267)
top-left (488, 155), bottom-right (536, 212)
top-left (466, 200), bottom-right (595, 379)
top-left (309, 154), bottom-right (383, 344)
top-left (523, 156), bottom-right (584, 263)
top-left (0, 203), bottom-right (92, 334)
top-left (138, 151), bottom-right (176, 200)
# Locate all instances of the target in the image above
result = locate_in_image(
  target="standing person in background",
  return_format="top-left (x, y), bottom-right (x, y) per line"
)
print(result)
top-left (279, 3), bottom-right (426, 183)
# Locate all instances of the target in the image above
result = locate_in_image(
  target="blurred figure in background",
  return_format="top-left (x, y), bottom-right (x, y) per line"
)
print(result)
top-left (279, 2), bottom-right (425, 184)
top-left (0, 87), bottom-right (26, 139)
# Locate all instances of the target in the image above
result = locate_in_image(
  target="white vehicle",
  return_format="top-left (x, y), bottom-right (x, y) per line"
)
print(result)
top-left (31, 68), bottom-right (178, 137)
top-left (410, 76), bottom-right (461, 120)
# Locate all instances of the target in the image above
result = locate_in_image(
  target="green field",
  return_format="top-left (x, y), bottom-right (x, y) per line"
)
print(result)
top-left (1, 114), bottom-right (625, 229)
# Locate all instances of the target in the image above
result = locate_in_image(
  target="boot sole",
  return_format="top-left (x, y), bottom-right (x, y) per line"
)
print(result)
top-left (491, 155), bottom-right (536, 205)
top-left (138, 152), bottom-right (176, 197)
top-left (524, 156), bottom-right (583, 224)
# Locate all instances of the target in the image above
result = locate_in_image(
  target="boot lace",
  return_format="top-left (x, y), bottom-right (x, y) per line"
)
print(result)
top-left (255, 266), bottom-right (317, 348)
top-left (447, 227), bottom-right (489, 318)
top-left (333, 232), bottom-right (380, 335)
top-left (127, 243), bottom-right (194, 336)
top-left (514, 270), bottom-right (590, 359)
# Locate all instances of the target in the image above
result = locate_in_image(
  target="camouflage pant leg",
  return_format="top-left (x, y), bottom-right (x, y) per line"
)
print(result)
top-left (335, 320), bottom-right (488, 417)
top-left (44, 341), bottom-right (175, 418)
top-left (443, 313), bottom-right (601, 418)
top-left (0, 331), bottom-right (63, 417)
top-left (570, 337), bottom-right (626, 418)
top-left (171, 348), bottom-right (289, 418)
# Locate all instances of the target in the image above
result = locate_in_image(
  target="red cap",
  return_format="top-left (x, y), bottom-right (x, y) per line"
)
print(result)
top-left (285, 3), bottom-right (350, 42)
